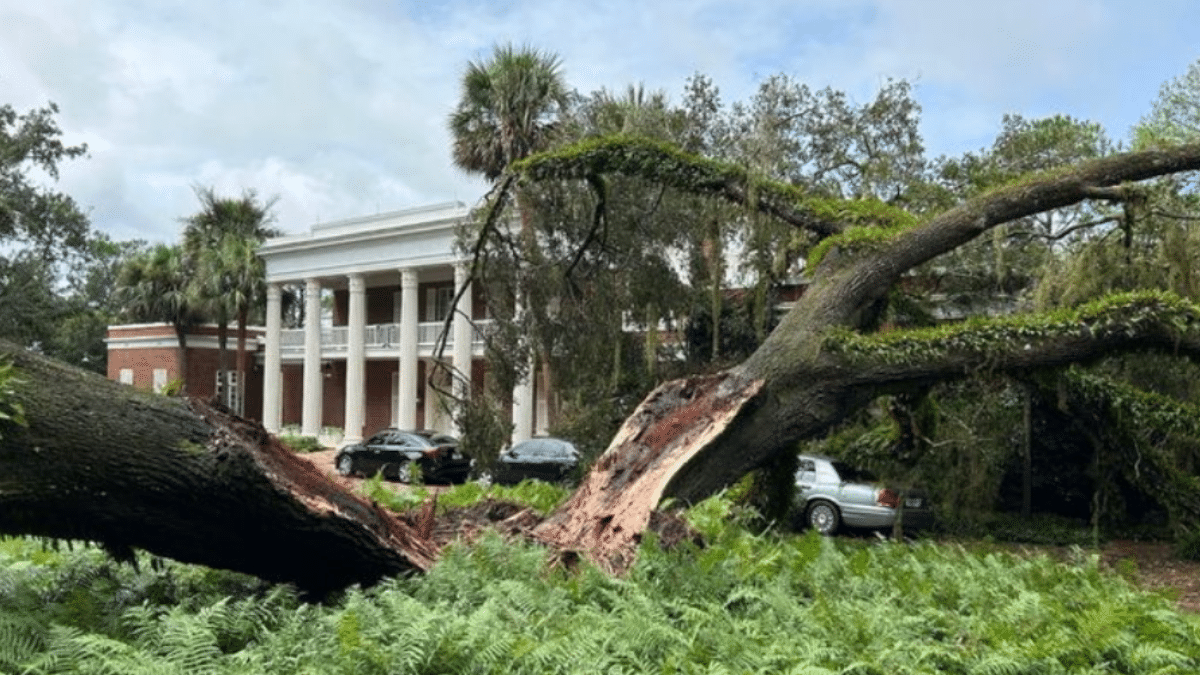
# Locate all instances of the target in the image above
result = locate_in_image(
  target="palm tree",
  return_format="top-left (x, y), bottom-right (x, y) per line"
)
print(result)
top-left (215, 233), bottom-right (269, 409)
top-left (449, 44), bottom-right (572, 428)
top-left (114, 244), bottom-right (200, 390)
top-left (449, 43), bottom-right (571, 181)
top-left (182, 187), bottom-right (278, 412)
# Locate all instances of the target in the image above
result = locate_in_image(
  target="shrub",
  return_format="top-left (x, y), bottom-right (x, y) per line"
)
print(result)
top-left (1175, 529), bottom-right (1200, 561)
top-left (277, 435), bottom-right (324, 453)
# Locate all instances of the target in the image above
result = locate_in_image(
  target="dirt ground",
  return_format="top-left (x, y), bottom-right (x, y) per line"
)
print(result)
top-left (1093, 541), bottom-right (1200, 612)
top-left (301, 449), bottom-right (455, 495)
top-left (297, 449), bottom-right (1200, 613)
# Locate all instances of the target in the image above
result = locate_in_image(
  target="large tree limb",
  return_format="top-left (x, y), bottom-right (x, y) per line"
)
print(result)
top-left (0, 341), bottom-right (437, 596)
top-left (521, 141), bottom-right (1200, 571)
top-left (511, 135), bottom-right (915, 238)
top-left (825, 291), bottom-right (1200, 394)
top-left (748, 143), bottom-right (1200, 379)
top-left (818, 143), bottom-right (1200, 314)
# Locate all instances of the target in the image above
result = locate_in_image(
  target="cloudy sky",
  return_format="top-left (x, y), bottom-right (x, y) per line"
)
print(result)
top-left (3, 0), bottom-right (1198, 244)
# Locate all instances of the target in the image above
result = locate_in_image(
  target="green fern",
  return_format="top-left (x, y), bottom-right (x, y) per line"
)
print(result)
top-left (2, 498), bottom-right (1200, 675)
top-left (0, 612), bottom-right (45, 673)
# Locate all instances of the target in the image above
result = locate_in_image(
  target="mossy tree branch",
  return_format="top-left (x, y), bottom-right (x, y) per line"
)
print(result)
top-left (510, 134), bottom-right (915, 239)
top-left (824, 291), bottom-right (1200, 394)
top-left (522, 140), bottom-right (1200, 568)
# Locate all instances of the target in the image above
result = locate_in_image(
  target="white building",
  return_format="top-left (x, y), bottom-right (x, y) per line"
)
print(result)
top-left (256, 201), bottom-right (544, 444)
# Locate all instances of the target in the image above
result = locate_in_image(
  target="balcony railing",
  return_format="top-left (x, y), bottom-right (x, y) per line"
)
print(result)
top-left (278, 321), bottom-right (491, 355)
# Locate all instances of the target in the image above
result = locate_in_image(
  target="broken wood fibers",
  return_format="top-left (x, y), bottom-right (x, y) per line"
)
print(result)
top-left (533, 372), bottom-right (764, 571)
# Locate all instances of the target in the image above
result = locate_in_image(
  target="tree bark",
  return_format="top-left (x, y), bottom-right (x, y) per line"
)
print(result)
top-left (0, 341), bottom-right (436, 597)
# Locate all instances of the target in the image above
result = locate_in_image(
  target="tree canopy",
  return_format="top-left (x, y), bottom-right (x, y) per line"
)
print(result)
top-left (0, 103), bottom-right (88, 255)
top-left (0, 103), bottom-right (138, 373)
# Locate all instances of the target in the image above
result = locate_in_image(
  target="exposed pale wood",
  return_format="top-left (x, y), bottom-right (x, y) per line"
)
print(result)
top-left (533, 373), bottom-right (763, 570)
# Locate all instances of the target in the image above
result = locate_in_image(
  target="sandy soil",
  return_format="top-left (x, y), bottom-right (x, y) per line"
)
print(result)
top-left (300, 448), bottom-right (454, 496)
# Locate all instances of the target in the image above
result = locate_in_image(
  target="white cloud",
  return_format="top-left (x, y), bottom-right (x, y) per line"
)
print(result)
top-left (3, 0), bottom-right (1198, 246)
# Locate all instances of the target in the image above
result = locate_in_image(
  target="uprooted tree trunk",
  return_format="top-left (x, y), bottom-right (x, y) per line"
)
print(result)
top-left (0, 341), bottom-right (437, 597)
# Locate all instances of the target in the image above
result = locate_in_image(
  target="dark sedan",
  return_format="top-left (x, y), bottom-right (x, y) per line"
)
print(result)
top-left (493, 437), bottom-right (579, 485)
top-left (334, 429), bottom-right (471, 484)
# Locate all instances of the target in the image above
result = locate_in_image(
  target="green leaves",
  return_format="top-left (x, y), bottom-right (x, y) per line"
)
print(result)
top-left (449, 43), bottom-right (570, 182)
top-left (513, 134), bottom-right (916, 241)
top-left (0, 103), bottom-right (89, 254)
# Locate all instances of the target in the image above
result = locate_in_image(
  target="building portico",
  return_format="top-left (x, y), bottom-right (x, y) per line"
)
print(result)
top-left (257, 201), bottom-right (544, 445)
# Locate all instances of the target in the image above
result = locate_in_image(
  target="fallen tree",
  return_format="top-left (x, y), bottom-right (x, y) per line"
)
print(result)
top-left (5, 139), bottom-right (1200, 587)
top-left (0, 343), bottom-right (438, 597)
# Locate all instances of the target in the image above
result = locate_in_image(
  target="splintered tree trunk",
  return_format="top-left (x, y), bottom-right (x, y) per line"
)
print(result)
top-left (0, 342), bottom-right (436, 597)
top-left (533, 372), bottom-right (766, 569)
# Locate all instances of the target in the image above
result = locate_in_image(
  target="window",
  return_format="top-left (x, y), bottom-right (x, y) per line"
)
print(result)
top-left (425, 286), bottom-right (454, 322)
top-left (119, 368), bottom-right (134, 385)
top-left (215, 370), bottom-right (243, 415)
top-left (153, 368), bottom-right (168, 393)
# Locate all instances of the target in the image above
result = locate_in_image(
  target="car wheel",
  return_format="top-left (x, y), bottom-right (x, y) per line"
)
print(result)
top-left (807, 501), bottom-right (840, 536)
top-left (336, 453), bottom-right (354, 477)
top-left (396, 460), bottom-right (412, 483)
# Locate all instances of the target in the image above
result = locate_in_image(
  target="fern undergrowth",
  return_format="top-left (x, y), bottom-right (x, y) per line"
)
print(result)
top-left (1, 490), bottom-right (1197, 674)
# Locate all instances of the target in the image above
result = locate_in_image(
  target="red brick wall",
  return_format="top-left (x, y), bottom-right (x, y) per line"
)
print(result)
top-left (331, 282), bottom-right (489, 326)
top-left (106, 346), bottom-right (179, 390)
top-left (365, 361), bottom-right (397, 436)
top-left (367, 287), bottom-right (397, 325)
top-left (281, 364), bottom-right (303, 427)
top-left (323, 361), bottom-right (345, 429)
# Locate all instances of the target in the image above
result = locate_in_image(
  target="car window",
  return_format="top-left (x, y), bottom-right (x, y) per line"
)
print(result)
top-left (401, 432), bottom-right (435, 448)
top-left (831, 461), bottom-right (878, 483)
top-left (511, 439), bottom-right (576, 458)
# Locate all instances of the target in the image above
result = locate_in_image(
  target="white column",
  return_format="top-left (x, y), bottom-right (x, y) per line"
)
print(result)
top-left (344, 273), bottom-right (366, 444)
top-left (511, 357), bottom-right (535, 444)
top-left (396, 268), bottom-right (419, 430)
top-left (261, 282), bottom-right (282, 429)
top-left (262, 283), bottom-right (283, 433)
top-left (511, 295), bottom-right (535, 444)
top-left (536, 360), bottom-right (551, 435)
top-left (301, 278), bottom-right (323, 437)
top-left (451, 263), bottom-right (473, 436)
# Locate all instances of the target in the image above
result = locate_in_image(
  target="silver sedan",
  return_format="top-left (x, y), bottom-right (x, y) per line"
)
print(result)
top-left (793, 454), bottom-right (933, 535)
